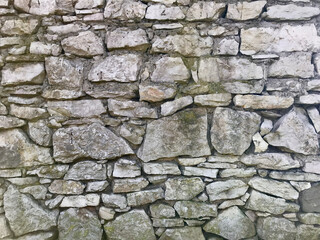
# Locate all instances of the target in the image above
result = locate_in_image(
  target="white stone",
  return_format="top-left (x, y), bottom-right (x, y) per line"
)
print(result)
top-left (299, 94), bottom-right (320, 105)
top-left (182, 167), bottom-right (218, 178)
top-left (143, 162), bottom-right (180, 175)
top-left (260, 119), bottom-right (273, 136)
top-left (60, 194), bottom-right (100, 207)
top-left (29, 42), bottom-right (61, 55)
top-left (227, 1), bottom-right (266, 20)
top-left (234, 95), bottom-right (294, 109)
top-left (307, 107), bottom-right (320, 133)
top-left (213, 38), bottom-right (239, 55)
top-left (76, 0), bottom-right (104, 9)
top-left (186, 2), bottom-right (226, 21)
top-left (99, 207), bottom-right (115, 221)
top-left (253, 133), bottom-right (268, 153)
top-left (161, 96), bottom-right (193, 116)
top-left (104, 0), bottom-right (146, 20)
top-left (146, 4), bottom-right (185, 20)
top-left (113, 159), bottom-right (141, 178)
top-left (177, 157), bottom-right (206, 166)
top-left (206, 180), bottom-right (248, 202)
top-left (102, 194), bottom-right (127, 209)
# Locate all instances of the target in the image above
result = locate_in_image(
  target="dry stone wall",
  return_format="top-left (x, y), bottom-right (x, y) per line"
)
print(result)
top-left (0, 0), bottom-right (320, 239)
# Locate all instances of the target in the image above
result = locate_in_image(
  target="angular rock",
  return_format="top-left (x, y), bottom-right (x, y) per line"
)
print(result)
top-left (20, 185), bottom-right (47, 200)
top-left (146, 4), bottom-right (185, 20)
top-left (264, 108), bottom-right (319, 155)
top-left (161, 96), bottom-right (193, 116)
top-left (165, 177), bottom-right (205, 200)
top-left (138, 108), bottom-right (210, 162)
top-left (257, 217), bottom-right (296, 240)
top-left (253, 132), bottom-right (269, 153)
top-left (206, 180), bottom-right (248, 202)
top-left (60, 194), bottom-right (100, 207)
top-left (194, 93), bottom-right (232, 107)
top-left (222, 80), bottom-right (264, 94)
top-left (29, 42), bottom-right (61, 55)
top-left (4, 185), bottom-right (57, 237)
top-left (53, 123), bottom-right (133, 162)
top-left (0, 116), bottom-right (25, 129)
top-left (211, 107), bottom-right (261, 155)
top-left (10, 105), bottom-right (46, 120)
top-left (270, 171), bottom-right (320, 182)
top-left (61, 31), bottom-right (104, 57)
top-left (182, 167), bottom-right (218, 178)
top-left (27, 120), bottom-right (52, 147)
top-left (102, 193), bottom-right (127, 209)
top-left (64, 161), bottom-right (107, 180)
top-left (234, 95), bottom-right (294, 109)
top-left (0, 129), bottom-right (53, 169)
top-left (152, 218), bottom-right (184, 228)
top-left (159, 227), bottom-right (205, 240)
top-left (143, 162), bottom-right (180, 175)
top-left (240, 153), bottom-right (300, 170)
top-left (174, 201), bottom-right (217, 218)
top-left (220, 168), bottom-right (256, 178)
top-left (186, 2), bottom-right (225, 21)
top-left (297, 225), bottom-right (320, 240)
top-left (299, 213), bottom-right (320, 224)
top-left (227, 1), bottom-right (266, 20)
top-left (104, 0), bottom-right (147, 21)
top-left (127, 188), bottom-right (164, 206)
top-left (1, 63), bottom-right (45, 86)
top-left (113, 177), bottom-right (149, 193)
top-left (48, 180), bottom-right (85, 195)
top-left (58, 208), bottom-right (102, 240)
top-left (27, 165), bottom-right (69, 179)
top-left (104, 210), bottom-right (156, 240)
top-left (113, 159), bottom-right (141, 178)
top-left (14, 232), bottom-right (55, 240)
top-left (203, 206), bottom-right (256, 240)
top-left (290, 181), bottom-right (311, 192)
top-left (99, 207), bottom-right (115, 221)
top-left (86, 181), bottom-right (109, 192)
top-left (120, 123), bottom-right (145, 145)
top-left (299, 94), bottom-right (320, 105)
top-left (139, 84), bottom-right (177, 102)
top-left (0, 214), bottom-right (11, 239)
top-left (150, 203), bottom-right (176, 218)
top-left (178, 157), bottom-right (206, 166)
top-left (75, 0), bottom-right (103, 9)
top-left (260, 119), bottom-right (273, 136)
top-left (1, 19), bottom-right (39, 35)
top-left (106, 28), bottom-right (149, 51)
top-left (108, 99), bottom-right (157, 118)
top-left (213, 38), bottom-right (239, 55)
top-left (300, 184), bottom-right (320, 213)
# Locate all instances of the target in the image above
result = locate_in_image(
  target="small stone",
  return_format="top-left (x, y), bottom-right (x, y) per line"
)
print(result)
top-left (186, 2), bottom-right (225, 21)
top-left (30, 42), bottom-right (61, 55)
top-left (234, 95), bottom-right (294, 109)
top-left (0, 214), bottom-right (11, 239)
top-left (113, 177), bottom-right (149, 193)
top-left (222, 79), bottom-right (264, 94)
top-left (307, 107), bottom-right (320, 133)
top-left (165, 177), bottom-right (205, 200)
top-left (290, 181), bottom-right (311, 192)
top-left (27, 165), bottom-right (69, 179)
top-left (208, 155), bottom-right (239, 163)
top-left (257, 217), bottom-right (296, 240)
top-left (213, 38), bottom-right (239, 55)
top-left (146, 4), bottom-right (185, 20)
top-left (206, 180), bottom-right (248, 202)
top-left (218, 199), bottom-right (245, 209)
top-left (299, 213), bottom-right (320, 224)
top-left (113, 159), bottom-right (141, 178)
top-left (76, 0), bottom-right (104, 9)
top-left (260, 119), bottom-right (273, 136)
top-left (153, 23), bottom-right (183, 30)
top-left (252, 133), bottom-right (269, 153)
top-left (182, 167), bottom-right (218, 178)
top-left (139, 84), bottom-right (177, 102)
top-left (0, 169), bottom-right (21, 178)
top-left (161, 96), bottom-right (193, 116)
top-left (300, 184), bottom-right (320, 213)
top-left (270, 171), bottom-right (320, 182)
top-left (120, 123), bottom-right (145, 145)
top-left (104, 0), bottom-right (147, 21)
top-left (194, 93), bottom-right (232, 107)
top-left (86, 181), bottom-right (109, 192)
top-left (27, 120), bottom-right (52, 146)
top-left (143, 162), bottom-right (180, 175)
top-left (1, 18), bottom-right (39, 35)
top-left (19, 185), bottom-right (47, 200)
top-left (64, 161), bottom-right (107, 180)
top-left (99, 207), bottom-right (115, 221)
top-left (220, 168), bottom-right (257, 178)
top-left (174, 201), bottom-right (217, 218)
top-left (48, 180), bottom-right (85, 195)
top-left (102, 194), bottom-right (127, 209)
top-left (127, 188), bottom-right (164, 206)
top-left (299, 94), bottom-right (320, 105)
top-left (10, 104), bottom-right (46, 120)
top-left (177, 157), bottom-right (206, 166)
top-left (227, 1), bottom-right (266, 20)
top-left (152, 218), bottom-right (184, 228)
top-left (60, 194), bottom-right (100, 207)
top-left (150, 203), bottom-right (176, 218)
top-left (297, 225), bottom-right (320, 240)
top-left (0, 116), bottom-right (25, 129)
top-left (159, 227), bottom-right (205, 240)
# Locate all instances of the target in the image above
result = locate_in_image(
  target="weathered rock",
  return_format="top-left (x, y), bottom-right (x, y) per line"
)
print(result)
top-left (240, 153), bottom-right (300, 170)
top-left (53, 123), bottom-right (133, 162)
top-left (29, 41), bottom-right (61, 55)
top-left (20, 185), bottom-right (47, 200)
top-left (64, 161), bottom-right (107, 180)
top-left (248, 177), bottom-right (299, 200)
top-left (27, 120), bottom-right (52, 146)
top-left (194, 93), bottom-right (232, 107)
top-left (102, 193), bottom-right (127, 209)
top-left (10, 104), bottom-right (46, 120)
top-left (264, 4), bottom-right (320, 21)
top-left (204, 206), bottom-right (256, 240)
top-left (182, 167), bottom-right (218, 178)
top-left (150, 203), bottom-right (176, 218)
top-left (108, 99), bottom-right (157, 118)
top-left (299, 94), bottom-right (320, 105)
top-left (161, 96), bottom-right (193, 116)
top-left (139, 84), bottom-right (177, 102)
top-left (186, 2), bottom-right (225, 21)
top-left (206, 180), bottom-right (248, 202)
top-left (61, 31), bottom-right (104, 57)
top-left (264, 108), bottom-right (319, 155)
top-left (146, 4), bottom-right (185, 20)
top-left (260, 119), bottom-right (273, 136)
top-left (1, 63), bottom-right (45, 86)
top-left (178, 157), bottom-right (206, 166)
top-left (152, 218), bottom-right (184, 228)
top-left (222, 80), bottom-right (264, 94)
top-left (106, 28), bottom-right (149, 51)
top-left (174, 201), bottom-right (217, 218)
top-left (151, 57), bottom-right (190, 83)
top-left (220, 168), bottom-right (256, 178)
top-left (86, 181), bottom-right (109, 192)
top-left (296, 225), bottom-right (320, 240)
top-left (88, 54), bottom-right (142, 83)
top-left (1, 18), bottom-right (39, 35)
top-left (0, 129), bottom-right (53, 169)
top-left (48, 180), bottom-right (85, 195)
top-left (4, 185), bottom-right (57, 237)
top-left (290, 181), bottom-right (311, 192)
top-left (127, 188), bottom-right (164, 206)
top-left (58, 208), bottom-right (102, 240)
top-left (113, 177), bottom-right (149, 193)
top-left (120, 123), bottom-right (145, 145)
top-left (257, 217), bottom-right (296, 240)
top-left (299, 213), bottom-right (320, 224)
top-left (241, 24), bottom-right (320, 55)
top-left (104, 210), bottom-right (156, 240)
top-left (0, 214), bottom-right (11, 239)
top-left (213, 38), bottom-right (239, 55)
top-left (0, 116), bottom-right (25, 129)
top-left (27, 165), bottom-right (69, 178)
top-left (300, 184), bottom-right (320, 212)
top-left (60, 194), bottom-right (100, 207)
top-left (143, 162), bottom-right (180, 175)
top-left (165, 177), bottom-right (205, 200)
top-left (234, 95), bottom-right (294, 109)
top-left (138, 108), bottom-right (211, 162)
top-left (99, 207), bottom-right (115, 221)
top-left (252, 132), bottom-right (269, 153)
top-left (104, 0), bottom-right (147, 20)
top-left (270, 171), bottom-right (320, 182)
top-left (159, 227), bottom-right (205, 240)
top-left (211, 107), bottom-right (261, 155)
top-left (227, 1), bottom-right (266, 20)
top-left (113, 159), bottom-right (141, 178)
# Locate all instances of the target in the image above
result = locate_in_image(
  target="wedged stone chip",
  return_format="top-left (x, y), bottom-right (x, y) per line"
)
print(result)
top-left (104, 0), bottom-right (147, 20)
top-left (61, 31), bottom-right (104, 57)
top-left (0, 214), bottom-right (11, 239)
top-left (143, 162), bottom-right (181, 175)
top-left (227, 1), bottom-right (266, 20)
top-left (165, 177), bottom-right (204, 200)
top-left (234, 95), bottom-right (294, 109)
top-left (102, 193), bottom-right (127, 209)
top-left (307, 80), bottom-right (320, 92)
top-left (178, 157), bottom-right (206, 166)
top-left (146, 4), bottom-right (185, 20)
top-left (89, 54), bottom-right (142, 83)
top-left (299, 94), bottom-right (320, 105)
top-left (106, 28), bottom-right (149, 51)
top-left (104, 209), bottom-right (156, 240)
top-left (48, 180), bottom-right (85, 195)
top-left (174, 201), bottom-right (217, 218)
top-left (138, 108), bottom-right (211, 162)
top-left (264, 108), bottom-right (319, 155)
top-left (264, 4), bottom-right (320, 21)
top-left (120, 123), bottom-right (145, 145)
top-left (253, 132), bottom-right (268, 153)
top-left (203, 206), bottom-right (256, 240)
top-left (151, 57), bottom-right (190, 83)
top-left (1, 63), bottom-right (45, 86)
top-left (161, 96), bottom-right (193, 116)
top-left (4, 185), bottom-right (58, 237)
top-left (194, 93), bottom-right (232, 107)
top-left (300, 184), bottom-right (320, 212)
top-left (108, 99), bottom-right (157, 118)
top-left (127, 188), bottom-right (164, 206)
top-left (139, 84), bottom-right (177, 102)
top-left (299, 155), bottom-right (320, 174)
top-left (0, 102), bottom-right (7, 115)
top-left (248, 177), bottom-right (299, 200)
top-left (211, 107), bottom-right (261, 155)
top-left (150, 203), bottom-right (176, 218)
top-left (99, 207), bottom-right (115, 221)
top-left (260, 118), bottom-right (273, 136)
top-left (48, 100), bottom-right (106, 118)
top-left (240, 153), bottom-right (300, 170)
top-left (64, 161), bottom-right (107, 180)
top-left (268, 52), bottom-right (314, 78)
top-left (290, 181), bottom-right (311, 192)
top-left (1, 18), bottom-right (39, 35)
top-left (182, 167), bottom-right (218, 178)
top-left (27, 120), bottom-right (52, 147)
top-left (152, 34), bottom-right (213, 57)
top-left (60, 194), bottom-right (100, 207)
top-left (296, 225), bottom-right (320, 240)
top-left (0, 129), bottom-right (53, 169)
top-left (58, 208), bottom-right (102, 240)
top-left (0, 116), bottom-right (25, 129)
top-left (241, 24), bottom-right (320, 55)
top-left (246, 190), bottom-right (299, 214)
top-left (113, 177), bottom-right (149, 193)
top-left (20, 185), bottom-right (47, 200)
top-left (159, 227), bottom-right (205, 240)
top-left (257, 217), bottom-right (296, 240)
top-left (186, 2), bottom-right (225, 21)
top-left (206, 180), bottom-right (248, 202)
top-left (53, 123), bottom-right (133, 162)
top-left (113, 159), bottom-right (141, 178)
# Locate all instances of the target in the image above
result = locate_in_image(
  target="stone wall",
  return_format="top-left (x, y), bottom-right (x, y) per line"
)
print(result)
top-left (0, 0), bottom-right (320, 239)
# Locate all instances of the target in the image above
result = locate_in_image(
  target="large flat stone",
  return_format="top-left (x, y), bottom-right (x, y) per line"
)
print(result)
top-left (206, 180), bottom-right (248, 202)
top-left (159, 227), bottom-right (205, 240)
top-left (234, 95), bottom-right (293, 109)
top-left (186, 2), bottom-right (225, 21)
top-left (257, 217), bottom-right (296, 240)
top-left (64, 161), bottom-right (107, 180)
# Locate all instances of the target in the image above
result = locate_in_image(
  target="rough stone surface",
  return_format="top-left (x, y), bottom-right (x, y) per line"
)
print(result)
top-left (234, 95), bottom-right (294, 109)
top-left (165, 177), bottom-right (205, 200)
top-left (65, 161), bottom-right (107, 180)
top-left (227, 1), bottom-right (266, 21)
top-left (174, 201), bottom-right (217, 218)
top-left (206, 180), bottom-right (248, 202)
top-left (300, 184), bottom-right (320, 213)
top-left (186, 2), bottom-right (226, 21)
top-left (257, 217), bottom-right (297, 240)
top-left (159, 227), bottom-right (205, 240)
top-left (104, 0), bottom-right (147, 20)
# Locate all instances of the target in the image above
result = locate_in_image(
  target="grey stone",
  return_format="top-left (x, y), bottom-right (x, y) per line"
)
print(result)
top-left (113, 177), bottom-right (149, 193)
top-left (152, 218), bottom-right (184, 228)
top-left (165, 177), bottom-right (205, 200)
top-left (86, 181), bottom-right (109, 192)
top-left (1, 18), bottom-right (39, 35)
top-left (257, 217), bottom-right (296, 240)
top-left (104, 209), bottom-right (156, 240)
top-left (174, 201), bottom-right (217, 218)
top-left (227, 1), bottom-right (266, 20)
top-left (139, 84), bottom-right (177, 102)
top-left (182, 167), bottom-right (218, 178)
top-left (11, 232), bottom-right (55, 240)
top-left (138, 108), bottom-right (211, 162)
top-left (0, 214), bottom-right (11, 239)
top-left (64, 161), bottom-right (107, 180)
top-left (0, 116), bottom-right (25, 129)
top-left (29, 42), bottom-right (61, 55)
top-left (220, 168), bottom-right (257, 178)
top-left (58, 208), bottom-right (102, 240)
top-left (194, 93), bottom-right (232, 107)
top-left (203, 206), bottom-right (256, 240)
top-left (213, 38), bottom-right (239, 55)
top-left (10, 104), bottom-right (47, 120)
top-left (60, 194), bottom-right (100, 207)
top-left (186, 2), bottom-right (225, 21)
top-left (159, 227), bottom-right (205, 240)
top-left (143, 162), bottom-right (181, 175)
top-left (234, 95), bottom-right (294, 109)
top-left (4, 185), bottom-right (57, 237)
top-left (211, 107), bottom-right (261, 155)
top-left (127, 188), bottom-right (164, 206)
top-left (0, 169), bottom-right (21, 178)
top-left (20, 185), bottom-right (47, 200)
top-left (104, 0), bottom-right (147, 20)
top-left (76, 0), bottom-right (104, 9)
top-left (206, 180), bottom-right (248, 202)
top-left (102, 193), bottom-right (127, 209)
top-left (222, 80), bottom-right (264, 94)
top-left (270, 171), bottom-right (320, 182)
top-left (0, 102), bottom-right (7, 115)
top-left (48, 180), bottom-right (85, 195)
top-left (299, 213), bottom-right (320, 224)
top-left (113, 159), bottom-right (141, 178)
top-left (299, 94), bottom-right (320, 105)
top-left (27, 165), bottom-right (69, 178)
top-left (161, 96), bottom-right (193, 116)
top-left (146, 4), bottom-right (185, 20)
top-left (177, 157), bottom-right (206, 166)
top-left (99, 207), bottom-right (115, 221)
top-left (120, 123), bottom-right (145, 145)
top-left (28, 120), bottom-right (52, 146)
top-left (150, 203), bottom-right (176, 218)
top-left (53, 123), bottom-right (133, 163)
top-left (301, 184), bottom-right (320, 212)
top-left (297, 225), bottom-right (320, 240)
